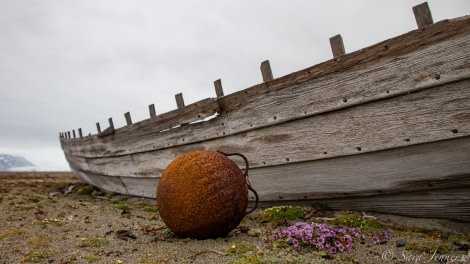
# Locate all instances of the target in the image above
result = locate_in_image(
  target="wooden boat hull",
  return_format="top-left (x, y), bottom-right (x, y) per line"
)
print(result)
top-left (61, 15), bottom-right (470, 222)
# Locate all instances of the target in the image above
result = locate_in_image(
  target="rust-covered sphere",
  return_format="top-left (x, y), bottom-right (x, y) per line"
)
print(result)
top-left (156, 150), bottom-right (248, 239)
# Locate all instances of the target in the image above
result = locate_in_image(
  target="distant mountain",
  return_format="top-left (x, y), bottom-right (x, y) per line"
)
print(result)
top-left (0, 154), bottom-right (35, 171)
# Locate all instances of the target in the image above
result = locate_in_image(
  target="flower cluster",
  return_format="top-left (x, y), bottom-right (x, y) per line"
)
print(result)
top-left (365, 230), bottom-right (391, 245)
top-left (263, 222), bottom-right (392, 254)
top-left (266, 222), bottom-right (360, 254)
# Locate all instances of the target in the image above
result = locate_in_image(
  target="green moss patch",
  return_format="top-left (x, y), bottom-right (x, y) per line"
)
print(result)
top-left (258, 206), bottom-right (304, 223)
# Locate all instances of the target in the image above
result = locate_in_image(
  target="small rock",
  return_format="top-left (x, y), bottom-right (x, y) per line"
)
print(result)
top-left (120, 210), bottom-right (132, 218)
top-left (116, 229), bottom-right (137, 241)
top-left (247, 228), bottom-right (262, 237)
top-left (92, 190), bottom-right (106, 196)
top-left (238, 226), bottom-right (250, 233)
top-left (454, 241), bottom-right (470, 251)
top-left (396, 239), bottom-right (406, 247)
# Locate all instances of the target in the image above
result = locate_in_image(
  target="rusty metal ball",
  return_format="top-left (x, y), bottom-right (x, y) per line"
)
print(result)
top-left (156, 150), bottom-right (248, 239)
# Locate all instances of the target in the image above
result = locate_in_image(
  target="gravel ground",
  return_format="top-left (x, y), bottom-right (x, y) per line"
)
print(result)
top-left (0, 172), bottom-right (469, 264)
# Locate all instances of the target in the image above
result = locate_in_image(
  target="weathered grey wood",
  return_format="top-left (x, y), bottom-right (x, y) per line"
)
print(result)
top-left (120, 176), bottom-right (158, 198)
top-left (78, 128), bottom-right (83, 138)
top-left (260, 60), bottom-right (273, 82)
top-left (64, 79), bottom-right (470, 176)
top-left (63, 26), bottom-right (470, 157)
top-left (96, 122), bottom-right (101, 134)
top-left (319, 188), bottom-right (470, 222)
top-left (329, 34), bottom-right (345, 58)
top-left (149, 104), bottom-right (156, 118)
top-left (72, 130), bottom-right (76, 138)
top-left (247, 136), bottom-right (470, 201)
top-left (66, 136), bottom-right (470, 222)
top-left (175, 93), bottom-right (185, 109)
top-left (67, 131), bottom-right (71, 138)
top-left (413, 2), bottom-right (433, 28)
top-left (124, 112), bottom-right (132, 126)
top-left (62, 73), bottom-right (470, 163)
top-left (60, 16), bottom-right (470, 222)
top-left (72, 169), bottom-right (128, 195)
top-left (214, 79), bottom-right (224, 97)
top-left (66, 135), bottom-right (470, 194)
top-left (62, 98), bottom-right (223, 157)
top-left (260, 188), bottom-right (470, 222)
top-left (108, 118), bottom-right (114, 129)
top-left (219, 33), bottom-right (470, 135)
top-left (97, 118), bottom-right (115, 138)
top-left (62, 16), bottom-right (470, 144)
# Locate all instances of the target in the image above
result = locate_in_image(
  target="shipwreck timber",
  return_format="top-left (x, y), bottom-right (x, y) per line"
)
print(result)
top-left (60, 3), bottom-right (470, 222)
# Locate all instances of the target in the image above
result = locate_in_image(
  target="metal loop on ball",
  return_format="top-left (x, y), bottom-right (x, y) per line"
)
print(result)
top-left (217, 150), bottom-right (259, 215)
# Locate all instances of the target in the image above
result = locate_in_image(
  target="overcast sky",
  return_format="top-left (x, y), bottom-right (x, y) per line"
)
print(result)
top-left (0, 1), bottom-right (469, 170)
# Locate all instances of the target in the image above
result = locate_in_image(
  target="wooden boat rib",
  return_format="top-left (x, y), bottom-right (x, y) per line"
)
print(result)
top-left (60, 5), bottom-right (470, 222)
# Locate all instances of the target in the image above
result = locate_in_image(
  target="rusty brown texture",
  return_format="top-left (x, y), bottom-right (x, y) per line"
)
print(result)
top-left (156, 150), bottom-right (248, 239)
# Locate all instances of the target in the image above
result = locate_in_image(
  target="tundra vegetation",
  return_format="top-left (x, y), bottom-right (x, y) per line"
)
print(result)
top-left (0, 173), bottom-right (468, 263)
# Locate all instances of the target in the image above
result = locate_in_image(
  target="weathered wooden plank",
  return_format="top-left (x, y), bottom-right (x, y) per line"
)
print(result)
top-left (240, 80), bottom-right (469, 168)
top-left (220, 33), bottom-right (470, 134)
top-left (62, 78), bottom-right (470, 168)
top-left (96, 122), bottom-right (101, 134)
top-left (61, 102), bottom-right (226, 157)
top-left (65, 79), bottom-right (470, 178)
top-left (175, 93), bottom-right (185, 109)
top-left (124, 112), bottom-right (132, 126)
top-left (108, 118), bottom-right (114, 129)
top-left (329, 34), bottom-right (345, 58)
top-left (248, 136), bottom-right (470, 201)
top-left (120, 176), bottom-right (158, 198)
top-left (150, 97), bottom-right (220, 126)
top-left (260, 60), bottom-right (273, 82)
top-left (149, 104), bottom-right (156, 118)
top-left (66, 136), bottom-right (470, 217)
top-left (72, 169), bottom-right (128, 195)
top-left (78, 128), bottom-right (83, 138)
top-left (413, 2), bottom-right (433, 29)
top-left (64, 155), bottom-right (89, 172)
top-left (214, 79), bottom-right (224, 97)
top-left (98, 118), bottom-right (115, 138)
top-left (260, 188), bottom-right (470, 222)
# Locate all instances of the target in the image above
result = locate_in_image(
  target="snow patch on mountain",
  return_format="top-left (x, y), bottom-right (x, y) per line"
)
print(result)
top-left (0, 154), bottom-right (36, 171)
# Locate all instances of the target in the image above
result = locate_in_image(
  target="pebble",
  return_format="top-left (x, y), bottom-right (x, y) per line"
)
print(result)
top-left (247, 228), bottom-right (262, 237)
top-left (396, 239), bottom-right (406, 247)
